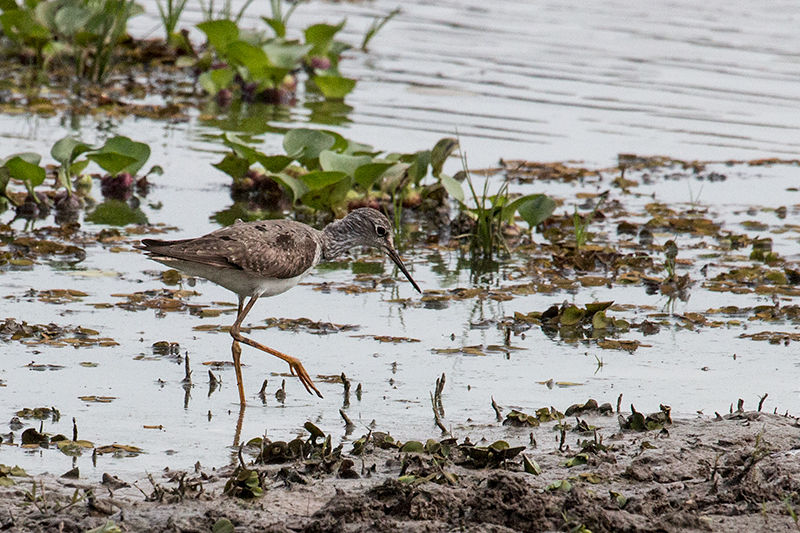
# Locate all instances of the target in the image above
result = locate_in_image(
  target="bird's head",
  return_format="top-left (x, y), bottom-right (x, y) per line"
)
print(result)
top-left (339, 208), bottom-right (421, 293)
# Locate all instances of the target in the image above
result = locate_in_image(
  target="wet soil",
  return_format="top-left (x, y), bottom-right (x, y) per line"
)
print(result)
top-left (3, 410), bottom-right (799, 533)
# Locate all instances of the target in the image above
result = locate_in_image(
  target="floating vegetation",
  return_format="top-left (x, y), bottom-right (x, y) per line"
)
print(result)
top-left (0, 319), bottom-right (117, 348)
top-left (618, 404), bottom-right (672, 432)
top-left (503, 407), bottom-right (564, 427)
top-left (263, 317), bottom-right (358, 334)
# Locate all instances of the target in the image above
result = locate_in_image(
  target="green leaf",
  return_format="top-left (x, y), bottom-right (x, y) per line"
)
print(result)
top-left (53, 5), bottom-right (92, 37)
top-left (283, 129), bottom-right (336, 163)
top-left (313, 75), bottom-right (356, 99)
top-left (440, 174), bottom-right (464, 203)
top-left (299, 170), bottom-right (349, 192)
top-left (263, 41), bottom-right (312, 69)
top-left (405, 150), bottom-right (431, 185)
top-left (592, 310), bottom-right (612, 329)
top-left (304, 21), bottom-right (345, 56)
top-left (227, 40), bottom-right (270, 76)
top-left (197, 19), bottom-right (239, 55)
top-left (430, 138), bottom-right (458, 178)
top-left (86, 153), bottom-right (138, 176)
top-left (212, 518), bottom-right (235, 533)
top-left (220, 133), bottom-right (293, 173)
top-left (400, 441), bottom-right (424, 453)
top-left (299, 173), bottom-right (351, 211)
top-left (0, 10), bottom-right (51, 45)
top-left (51, 136), bottom-right (94, 167)
top-left (4, 155), bottom-right (45, 187)
top-left (523, 454), bottom-right (542, 475)
top-left (515, 194), bottom-right (556, 228)
top-left (319, 150), bottom-right (371, 177)
top-left (90, 136), bottom-right (151, 176)
top-left (270, 173), bottom-right (307, 202)
top-left (261, 16), bottom-right (285, 37)
top-left (354, 162), bottom-right (394, 190)
top-left (199, 67), bottom-right (234, 95)
top-left (213, 153), bottom-right (251, 179)
top-left (560, 305), bottom-right (585, 326)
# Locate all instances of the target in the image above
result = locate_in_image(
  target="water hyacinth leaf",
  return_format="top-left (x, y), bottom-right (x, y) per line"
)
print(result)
top-left (546, 479), bottom-right (572, 492)
top-left (400, 440), bottom-right (424, 453)
top-left (300, 171), bottom-right (349, 192)
top-left (313, 75), bottom-right (356, 99)
top-left (199, 67), bottom-right (234, 95)
top-left (343, 140), bottom-right (375, 156)
top-left (263, 41), bottom-right (312, 69)
top-left (53, 5), bottom-right (93, 37)
top-left (270, 173), bottom-right (307, 202)
top-left (404, 150), bottom-right (431, 185)
top-left (213, 153), bottom-right (250, 179)
top-left (560, 305), bottom-right (585, 326)
top-left (354, 162), bottom-right (394, 190)
top-left (51, 137), bottom-right (94, 168)
top-left (440, 173), bottom-right (465, 203)
top-left (320, 129), bottom-right (350, 153)
top-left (592, 310), bottom-right (612, 329)
top-left (319, 150), bottom-right (371, 177)
top-left (284, 128), bottom-right (336, 163)
top-left (90, 136), bottom-right (151, 176)
top-left (197, 19), bottom-right (239, 54)
top-left (0, 10), bottom-right (51, 45)
top-left (304, 21), bottom-right (346, 56)
top-left (514, 194), bottom-right (556, 228)
top-left (261, 16), bottom-right (285, 38)
top-left (86, 152), bottom-right (138, 176)
top-left (220, 133), bottom-right (292, 173)
top-left (430, 138), bottom-right (459, 178)
top-left (4, 155), bottom-right (46, 189)
top-left (523, 454), bottom-right (542, 475)
top-left (585, 301), bottom-right (614, 315)
top-left (212, 518), bottom-right (235, 533)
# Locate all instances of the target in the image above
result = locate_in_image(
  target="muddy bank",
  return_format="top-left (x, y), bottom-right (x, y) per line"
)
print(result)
top-left (1, 410), bottom-right (799, 532)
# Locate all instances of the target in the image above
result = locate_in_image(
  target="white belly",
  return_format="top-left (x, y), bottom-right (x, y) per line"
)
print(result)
top-left (151, 257), bottom-right (310, 298)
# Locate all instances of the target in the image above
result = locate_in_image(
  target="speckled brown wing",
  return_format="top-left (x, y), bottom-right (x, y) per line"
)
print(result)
top-left (140, 220), bottom-right (319, 280)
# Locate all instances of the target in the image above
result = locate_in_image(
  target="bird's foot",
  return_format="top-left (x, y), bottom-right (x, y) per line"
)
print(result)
top-left (286, 356), bottom-right (323, 398)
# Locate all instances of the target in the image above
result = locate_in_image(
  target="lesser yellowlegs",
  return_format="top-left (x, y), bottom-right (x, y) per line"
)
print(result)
top-left (139, 208), bottom-right (420, 404)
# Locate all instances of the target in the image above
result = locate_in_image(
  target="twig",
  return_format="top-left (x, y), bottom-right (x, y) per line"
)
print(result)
top-left (434, 373), bottom-right (445, 417)
top-left (339, 409), bottom-right (356, 430)
top-left (758, 393), bottom-right (768, 412)
top-left (491, 396), bottom-right (503, 421)
top-left (182, 353), bottom-right (192, 384)
top-left (430, 392), bottom-right (448, 434)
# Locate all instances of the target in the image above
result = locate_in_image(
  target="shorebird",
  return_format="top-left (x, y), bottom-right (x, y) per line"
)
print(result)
top-left (139, 208), bottom-right (420, 404)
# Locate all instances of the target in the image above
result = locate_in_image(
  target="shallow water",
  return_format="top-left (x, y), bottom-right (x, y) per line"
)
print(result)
top-left (2, 0), bottom-right (800, 481)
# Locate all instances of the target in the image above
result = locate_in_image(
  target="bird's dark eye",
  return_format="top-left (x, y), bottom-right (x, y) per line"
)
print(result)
top-left (376, 225), bottom-right (387, 237)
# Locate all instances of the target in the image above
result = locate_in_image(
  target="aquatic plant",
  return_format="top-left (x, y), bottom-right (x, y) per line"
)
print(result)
top-left (572, 192), bottom-right (607, 249)
top-left (447, 150), bottom-right (555, 260)
top-left (0, 0), bottom-right (145, 83)
top-left (154, 0), bottom-right (189, 43)
top-left (361, 7), bottom-right (400, 52)
top-left (196, 5), bottom-right (358, 102)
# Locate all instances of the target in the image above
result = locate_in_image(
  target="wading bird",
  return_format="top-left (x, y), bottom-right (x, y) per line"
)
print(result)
top-left (139, 208), bottom-right (420, 405)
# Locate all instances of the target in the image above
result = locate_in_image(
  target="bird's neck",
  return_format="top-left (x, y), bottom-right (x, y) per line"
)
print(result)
top-left (320, 217), bottom-right (358, 260)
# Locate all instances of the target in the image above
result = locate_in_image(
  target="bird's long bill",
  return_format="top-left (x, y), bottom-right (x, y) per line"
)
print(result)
top-left (386, 247), bottom-right (422, 293)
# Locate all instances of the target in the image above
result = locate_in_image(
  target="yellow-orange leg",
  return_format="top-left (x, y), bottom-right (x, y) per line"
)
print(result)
top-left (231, 339), bottom-right (246, 405)
top-left (229, 295), bottom-right (323, 402)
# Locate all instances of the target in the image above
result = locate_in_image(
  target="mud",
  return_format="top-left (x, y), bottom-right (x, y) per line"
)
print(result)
top-left (2, 410), bottom-right (799, 532)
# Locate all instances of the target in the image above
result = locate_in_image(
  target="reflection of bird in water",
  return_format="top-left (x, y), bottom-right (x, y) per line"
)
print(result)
top-left (139, 208), bottom-right (420, 405)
